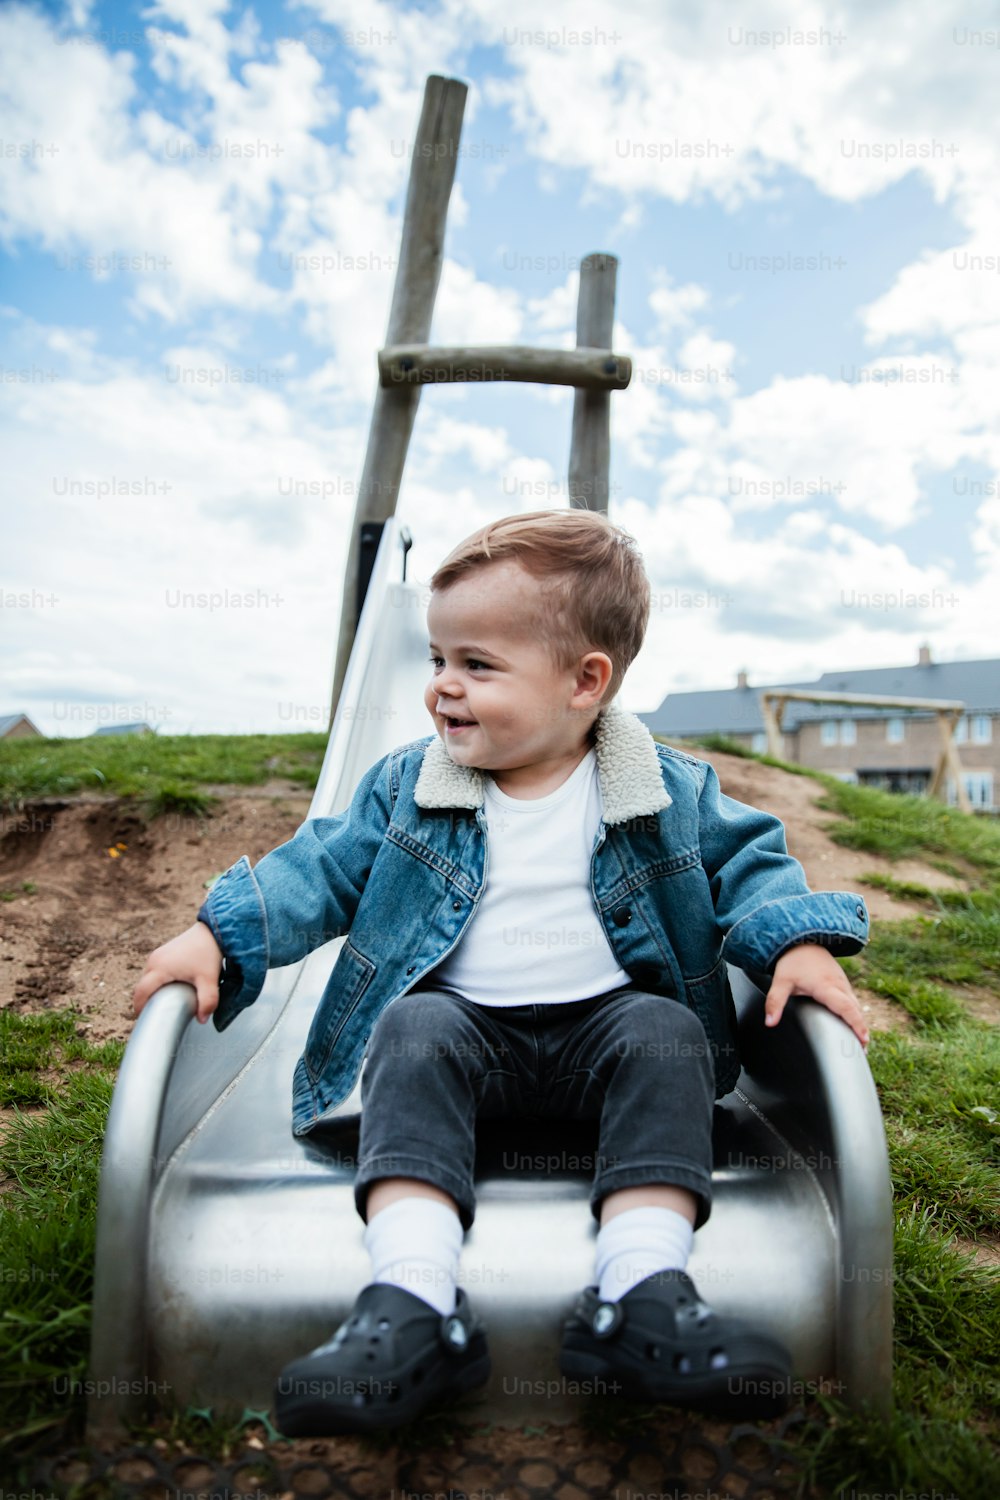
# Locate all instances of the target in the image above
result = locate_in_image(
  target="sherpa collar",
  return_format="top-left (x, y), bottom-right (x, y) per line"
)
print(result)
top-left (412, 703), bottom-right (672, 825)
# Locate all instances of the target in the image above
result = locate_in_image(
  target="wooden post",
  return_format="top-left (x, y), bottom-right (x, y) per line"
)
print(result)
top-left (762, 693), bottom-right (786, 758)
top-left (929, 708), bottom-right (972, 812)
top-left (328, 75), bottom-right (468, 726)
top-left (569, 253), bottom-right (617, 512)
top-left (754, 688), bottom-right (971, 811)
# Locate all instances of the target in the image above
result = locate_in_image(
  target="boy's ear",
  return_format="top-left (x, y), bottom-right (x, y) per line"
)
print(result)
top-left (573, 650), bottom-right (614, 706)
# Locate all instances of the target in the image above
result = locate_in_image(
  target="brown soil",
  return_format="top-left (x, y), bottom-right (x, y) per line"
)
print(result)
top-left (0, 784), bottom-right (312, 1044)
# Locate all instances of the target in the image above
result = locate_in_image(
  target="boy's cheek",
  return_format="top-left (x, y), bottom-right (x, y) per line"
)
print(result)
top-left (422, 682), bottom-right (440, 723)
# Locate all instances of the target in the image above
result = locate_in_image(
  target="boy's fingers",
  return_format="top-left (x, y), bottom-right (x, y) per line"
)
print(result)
top-left (194, 981), bottom-right (218, 1025)
top-left (764, 976), bottom-right (793, 1027)
top-left (817, 982), bottom-right (870, 1046)
top-left (133, 966), bottom-right (213, 1022)
top-left (779, 975), bottom-right (870, 1048)
top-left (132, 968), bottom-right (163, 1014)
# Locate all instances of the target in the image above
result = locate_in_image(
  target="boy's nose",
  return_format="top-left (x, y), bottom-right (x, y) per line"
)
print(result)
top-left (433, 670), bottom-right (462, 697)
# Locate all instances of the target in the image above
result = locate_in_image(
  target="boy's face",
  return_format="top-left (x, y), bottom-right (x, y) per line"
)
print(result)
top-left (424, 559), bottom-right (610, 774)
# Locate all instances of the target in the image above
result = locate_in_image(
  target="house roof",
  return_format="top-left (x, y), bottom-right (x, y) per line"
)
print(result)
top-left (92, 722), bottom-right (155, 736)
top-left (639, 656), bottom-right (1000, 737)
top-left (0, 712), bottom-right (42, 738)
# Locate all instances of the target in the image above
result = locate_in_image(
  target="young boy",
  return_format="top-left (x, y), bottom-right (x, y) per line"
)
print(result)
top-left (133, 509), bottom-right (871, 1435)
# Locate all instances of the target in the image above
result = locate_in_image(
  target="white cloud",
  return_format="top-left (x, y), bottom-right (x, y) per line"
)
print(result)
top-left (0, 3), bottom-right (334, 320)
top-left (650, 361), bottom-right (981, 533)
top-left (415, 412), bottom-right (513, 472)
top-left (649, 276), bottom-right (711, 334)
top-left (432, 260), bottom-right (524, 344)
top-left (1, 313), bottom-right (364, 733)
top-left (468, 0), bottom-right (996, 214)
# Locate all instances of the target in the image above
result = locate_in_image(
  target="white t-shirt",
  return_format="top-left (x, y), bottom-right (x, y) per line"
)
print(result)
top-left (429, 747), bottom-right (632, 1006)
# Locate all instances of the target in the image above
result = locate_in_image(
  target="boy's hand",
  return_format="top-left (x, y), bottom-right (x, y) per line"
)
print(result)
top-left (132, 921), bottom-right (223, 1026)
top-left (764, 943), bottom-right (870, 1048)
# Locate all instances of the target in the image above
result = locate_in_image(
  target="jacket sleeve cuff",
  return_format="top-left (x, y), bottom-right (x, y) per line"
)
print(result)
top-left (196, 856), bottom-right (269, 1031)
top-left (722, 890), bottom-right (870, 977)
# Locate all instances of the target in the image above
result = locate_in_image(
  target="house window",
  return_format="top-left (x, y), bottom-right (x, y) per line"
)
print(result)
top-left (751, 732), bottom-right (767, 753)
top-left (971, 715), bottom-right (992, 745)
top-left (887, 717), bottom-right (905, 744)
top-left (822, 718), bottom-right (856, 745)
top-left (954, 717), bottom-right (968, 744)
top-left (946, 772), bottom-right (995, 810)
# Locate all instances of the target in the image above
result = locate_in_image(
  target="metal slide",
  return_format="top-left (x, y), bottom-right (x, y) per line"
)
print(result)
top-left (88, 519), bottom-right (893, 1439)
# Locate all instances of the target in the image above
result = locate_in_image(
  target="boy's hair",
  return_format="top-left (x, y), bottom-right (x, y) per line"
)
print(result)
top-left (430, 509), bottom-right (650, 705)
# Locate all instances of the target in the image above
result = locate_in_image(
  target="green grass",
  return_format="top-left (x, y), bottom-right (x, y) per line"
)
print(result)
top-left (855, 871), bottom-right (987, 909)
top-left (786, 781), bottom-right (1000, 1490)
top-left (0, 732), bottom-right (327, 810)
top-left (846, 870), bottom-right (1000, 1036)
top-left (813, 776), bottom-right (1000, 875)
top-left (140, 783), bottom-right (219, 820)
top-left (672, 731), bottom-right (812, 777)
top-left (781, 1013), bottom-right (1000, 1495)
top-left (0, 1022), bottom-right (123, 1456)
top-left (869, 1022), bottom-right (1000, 1239)
top-left (797, 1209), bottom-right (1000, 1498)
top-left (1, 882), bottom-right (37, 902)
top-left (0, 1010), bottom-right (124, 1108)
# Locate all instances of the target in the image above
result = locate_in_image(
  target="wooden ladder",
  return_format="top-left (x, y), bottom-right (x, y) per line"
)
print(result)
top-left (329, 73), bottom-right (632, 721)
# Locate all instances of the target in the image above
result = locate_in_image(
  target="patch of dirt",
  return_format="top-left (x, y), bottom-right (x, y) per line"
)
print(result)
top-left (0, 791), bottom-right (311, 1044)
top-left (854, 989), bottom-right (913, 1034)
top-left (953, 1234), bottom-right (1000, 1270)
top-left (944, 983), bottom-right (1000, 1028)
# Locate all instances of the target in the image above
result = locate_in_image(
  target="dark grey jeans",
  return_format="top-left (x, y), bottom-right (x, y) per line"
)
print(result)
top-left (354, 984), bottom-right (715, 1233)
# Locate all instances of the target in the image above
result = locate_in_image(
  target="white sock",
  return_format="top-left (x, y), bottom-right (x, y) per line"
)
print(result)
top-left (362, 1197), bottom-right (463, 1316)
top-left (595, 1206), bottom-right (694, 1302)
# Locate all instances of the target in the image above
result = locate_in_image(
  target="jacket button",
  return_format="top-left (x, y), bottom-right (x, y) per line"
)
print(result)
top-left (613, 907), bottom-right (632, 927)
top-left (452, 900), bottom-right (462, 911)
top-left (406, 965), bottom-right (416, 975)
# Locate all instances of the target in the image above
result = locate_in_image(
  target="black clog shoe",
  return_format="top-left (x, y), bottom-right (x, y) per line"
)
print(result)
top-left (274, 1282), bottom-right (490, 1435)
top-left (560, 1269), bottom-right (793, 1418)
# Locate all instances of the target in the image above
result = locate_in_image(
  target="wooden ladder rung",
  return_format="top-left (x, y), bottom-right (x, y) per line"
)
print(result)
top-left (378, 343), bottom-right (631, 390)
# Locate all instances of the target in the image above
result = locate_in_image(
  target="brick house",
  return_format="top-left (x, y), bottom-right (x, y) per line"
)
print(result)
top-left (0, 713), bottom-right (43, 740)
top-left (639, 647), bottom-right (1000, 812)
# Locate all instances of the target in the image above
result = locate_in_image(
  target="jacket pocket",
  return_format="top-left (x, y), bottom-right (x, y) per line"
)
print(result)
top-left (303, 939), bottom-right (376, 1084)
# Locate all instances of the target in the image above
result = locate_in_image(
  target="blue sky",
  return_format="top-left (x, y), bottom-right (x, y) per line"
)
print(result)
top-left (2, 0), bottom-right (999, 735)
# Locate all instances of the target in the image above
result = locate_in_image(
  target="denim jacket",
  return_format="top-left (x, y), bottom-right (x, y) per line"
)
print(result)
top-left (198, 705), bottom-right (870, 1137)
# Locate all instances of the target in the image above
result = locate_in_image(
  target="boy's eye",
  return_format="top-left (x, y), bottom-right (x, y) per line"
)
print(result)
top-left (427, 656), bottom-right (488, 671)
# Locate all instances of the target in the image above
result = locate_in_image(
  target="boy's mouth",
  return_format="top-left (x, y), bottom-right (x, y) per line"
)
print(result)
top-left (441, 713), bottom-right (477, 733)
